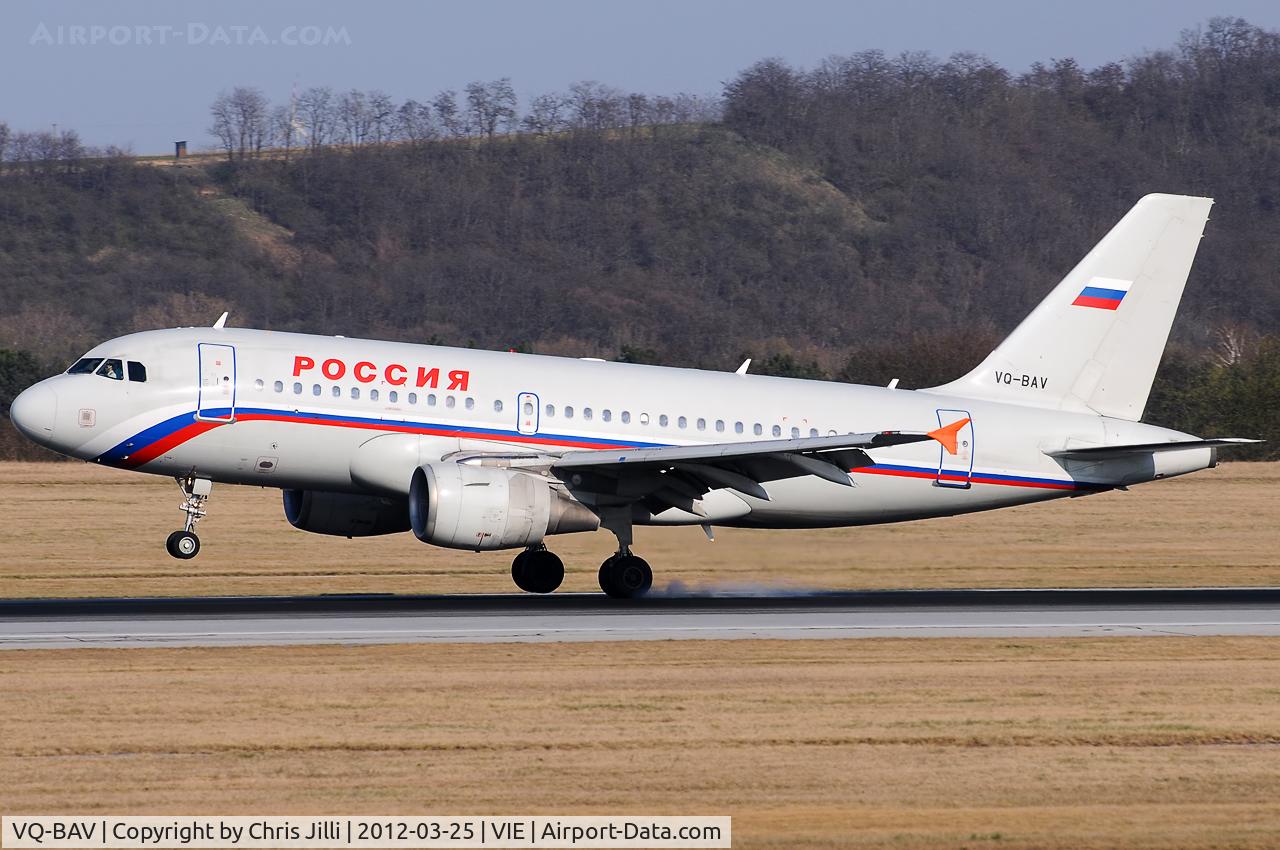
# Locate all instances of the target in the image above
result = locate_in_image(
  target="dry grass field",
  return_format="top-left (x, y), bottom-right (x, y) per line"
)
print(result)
top-left (0, 461), bottom-right (1277, 598)
top-left (3, 638), bottom-right (1280, 849)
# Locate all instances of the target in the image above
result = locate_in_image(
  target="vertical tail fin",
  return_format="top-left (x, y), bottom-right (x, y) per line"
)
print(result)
top-left (928, 193), bottom-right (1213, 421)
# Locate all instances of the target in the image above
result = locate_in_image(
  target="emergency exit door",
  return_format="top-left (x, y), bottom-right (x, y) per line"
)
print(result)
top-left (197, 343), bottom-right (236, 422)
top-left (516, 392), bottom-right (540, 435)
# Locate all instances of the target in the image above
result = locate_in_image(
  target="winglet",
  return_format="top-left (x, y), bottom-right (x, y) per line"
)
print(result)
top-left (928, 417), bottom-right (971, 455)
top-left (212, 312), bottom-right (229, 329)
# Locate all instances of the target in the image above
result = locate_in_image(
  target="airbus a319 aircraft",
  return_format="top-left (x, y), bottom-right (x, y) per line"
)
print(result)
top-left (9, 194), bottom-right (1258, 597)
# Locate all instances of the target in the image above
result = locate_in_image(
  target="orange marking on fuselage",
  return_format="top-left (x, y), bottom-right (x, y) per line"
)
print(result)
top-left (927, 417), bottom-right (971, 455)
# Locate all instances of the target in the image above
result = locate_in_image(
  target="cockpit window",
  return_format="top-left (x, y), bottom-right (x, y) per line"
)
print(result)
top-left (95, 359), bottom-right (124, 380)
top-left (127, 362), bottom-right (147, 383)
top-left (67, 358), bottom-right (103, 375)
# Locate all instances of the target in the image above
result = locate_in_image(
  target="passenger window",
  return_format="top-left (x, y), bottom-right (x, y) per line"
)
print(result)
top-left (697, 418), bottom-right (707, 431)
top-left (602, 409), bottom-right (612, 422)
top-left (427, 394), bottom-right (436, 406)
top-left (583, 407), bottom-right (593, 420)
top-left (678, 416), bottom-right (687, 429)
top-left (389, 390), bottom-right (399, 403)
top-left (659, 414), bottom-right (668, 427)
top-left (253, 378), bottom-right (264, 390)
top-left (274, 380), bottom-right (283, 393)
top-left (639, 413), bottom-right (650, 425)
top-left (494, 399), bottom-right (504, 412)
top-left (445, 395), bottom-right (455, 408)
top-left (791, 426), bottom-right (800, 438)
top-left (621, 411), bottom-right (631, 424)
top-left (127, 362), bottom-right (148, 383)
top-left (545, 404), bottom-right (555, 417)
top-left (351, 387), bottom-right (360, 399)
top-left (465, 397), bottom-right (475, 410)
top-left (772, 425), bottom-right (782, 437)
top-left (95, 359), bottom-right (124, 380)
top-left (293, 382), bottom-right (302, 394)
top-left (409, 392), bottom-right (418, 404)
top-left (370, 389), bottom-right (380, 401)
top-left (753, 423), bottom-right (762, 435)
top-left (735, 422), bottom-right (744, 434)
top-left (715, 420), bottom-right (724, 433)
top-left (809, 428), bottom-right (819, 438)
top-left (331, 386), bottom-right (341, 398)
top-left (312, 384), bottom-right (321, 396)
top-left (565, 406), bottom-right (574, 419)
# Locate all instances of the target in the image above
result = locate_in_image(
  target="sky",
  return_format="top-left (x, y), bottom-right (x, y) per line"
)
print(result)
top-left (5, 0), bottom-right (1280, 154)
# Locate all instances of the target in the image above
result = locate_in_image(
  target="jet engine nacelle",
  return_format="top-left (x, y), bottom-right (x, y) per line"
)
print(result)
top-left (409, 462), bottom-right (599, 551)
top-left (283, 489), bottom-right (411, 537)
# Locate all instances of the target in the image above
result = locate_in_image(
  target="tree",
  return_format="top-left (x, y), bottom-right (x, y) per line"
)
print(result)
top-left (297, 86), bottom-right (335, 151)
top-left (465, 79), bottom-right (517, 139)
top-left (337, 89), bottom-right (370, 145)
top-left (208, 86), bottom-right (269, 159)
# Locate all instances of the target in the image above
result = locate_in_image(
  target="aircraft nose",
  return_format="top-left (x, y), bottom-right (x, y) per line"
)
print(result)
top-left (9, 383), bottom-right (58, 444)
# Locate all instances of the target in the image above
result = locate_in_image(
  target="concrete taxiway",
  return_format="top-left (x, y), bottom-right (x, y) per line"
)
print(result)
top-left (2, 588), bottom-right (1280, 648)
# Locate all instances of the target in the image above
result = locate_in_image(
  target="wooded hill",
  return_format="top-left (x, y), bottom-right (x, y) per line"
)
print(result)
top-left (1, 17), bottom-right (1277, 458)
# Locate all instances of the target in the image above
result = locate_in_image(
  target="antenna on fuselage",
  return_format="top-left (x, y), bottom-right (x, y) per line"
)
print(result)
top-left (735, 359), bottom-right (751, 375)
top-left (212, 312), bottom-right (229, 329)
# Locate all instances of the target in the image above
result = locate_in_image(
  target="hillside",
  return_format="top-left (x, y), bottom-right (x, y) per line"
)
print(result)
top-left (2, 18), bottom-right (1279, 459)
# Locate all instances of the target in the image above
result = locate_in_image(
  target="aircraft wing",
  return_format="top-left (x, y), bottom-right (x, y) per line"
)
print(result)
top-left (549, 428), bottom-right (946, 513)
top-left (1045, 438), bottom-right (1261, 460)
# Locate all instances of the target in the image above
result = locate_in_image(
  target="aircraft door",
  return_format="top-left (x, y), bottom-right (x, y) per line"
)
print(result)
top-left (516, 392), bottom-right (539, 435)
top-left (197, 343), bottom-right (236, 422)
top-left (935, 408), bottom-right (973, 488)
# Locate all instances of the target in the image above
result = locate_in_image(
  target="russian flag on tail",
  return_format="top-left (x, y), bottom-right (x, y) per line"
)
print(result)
top-left (1072, 277), bottom-right (1132, 310)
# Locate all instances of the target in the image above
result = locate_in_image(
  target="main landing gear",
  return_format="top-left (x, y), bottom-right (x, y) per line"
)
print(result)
top-left (511, 545), bottom-right (565, 594)
top-left (166, 475), bottom-right (212, 560)
top-left (506, 546), bottom-right (653, 598)
top-left (598, 551), bottom-right (653, 599)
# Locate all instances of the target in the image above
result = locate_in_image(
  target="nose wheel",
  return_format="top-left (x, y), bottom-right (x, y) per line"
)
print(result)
top-left (167, 475), bottom-right (212, 560)
top-left (166, 530), bottom-right (201, 559)
top-left (511, 546), bottom-right (565, 593)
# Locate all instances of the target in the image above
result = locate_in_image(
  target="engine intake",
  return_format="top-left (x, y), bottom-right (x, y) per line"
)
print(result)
top-left (409, 462), bottom-right (598, 551)
top-left (283, 489), bottom-right (411, 537)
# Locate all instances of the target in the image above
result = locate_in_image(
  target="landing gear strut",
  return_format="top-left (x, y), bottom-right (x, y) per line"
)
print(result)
top-left (166, 475), bottom-right (212, 560)
top-left (597, 507), bottom-right (652, 598)
top-left (511, 545), bottom-right (565, 594)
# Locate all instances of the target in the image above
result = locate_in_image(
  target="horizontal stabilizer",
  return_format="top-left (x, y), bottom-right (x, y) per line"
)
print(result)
top-left (1046, 438), bottom-right (1261, 460)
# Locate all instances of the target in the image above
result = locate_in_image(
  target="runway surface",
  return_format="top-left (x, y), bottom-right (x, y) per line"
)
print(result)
top-left (3, 588), bottom-right (1280, 648)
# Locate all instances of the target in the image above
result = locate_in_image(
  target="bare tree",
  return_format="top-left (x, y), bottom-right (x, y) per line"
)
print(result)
top-left (395, 99), bottom-right (437, 144)
top-left (464, 79), bottom-right (517, 139)
top-left (367, 90), bottom-right (396, 144)
top-left (270, 104), bottom-right (298, 160)
top-left (209, 87), bottom-right (269, 159)
top-left (297, 86), bottom-right (335, 151)
top-left (432, 90), bottom-right (464, 138)
top-left (521, 93), bottom-right (569, 135)
top-left (338, 89), bottom-right (371, 145)
top-left (0, 122), bottom-right (10, 163)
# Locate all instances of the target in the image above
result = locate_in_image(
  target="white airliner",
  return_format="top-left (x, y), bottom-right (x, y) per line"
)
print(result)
top-left (9, 194), bottom-right (1258, 597)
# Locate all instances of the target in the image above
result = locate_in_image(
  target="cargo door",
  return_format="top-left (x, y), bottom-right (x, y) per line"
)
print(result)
top-left (935, 408), bottom-right (973, 488)
top-left (197, 343), bottom-right (236, 422)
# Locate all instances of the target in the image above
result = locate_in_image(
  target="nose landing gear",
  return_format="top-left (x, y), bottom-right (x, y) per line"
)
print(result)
top-left (166, 475), bottom-right (212, 560)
